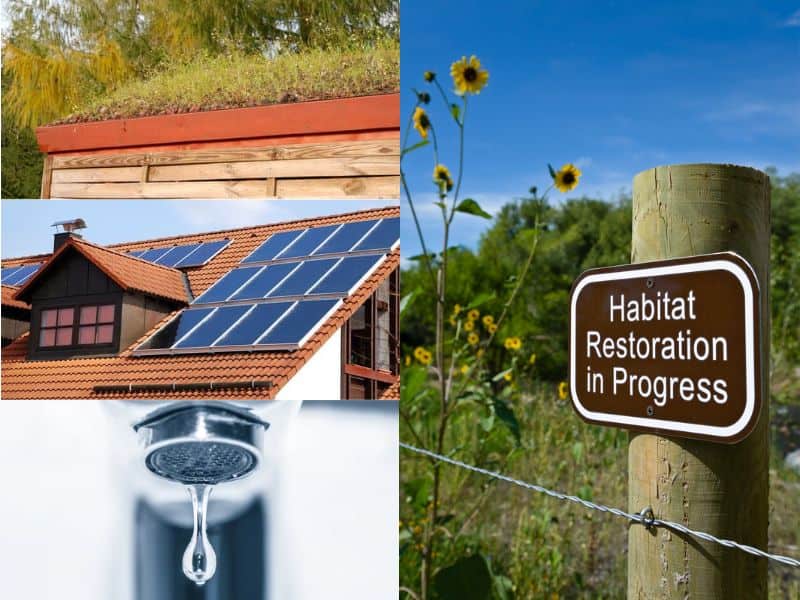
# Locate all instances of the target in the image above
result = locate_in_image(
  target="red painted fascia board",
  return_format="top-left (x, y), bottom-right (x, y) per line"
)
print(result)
top-left (36, 93), bottom-right (399, 153)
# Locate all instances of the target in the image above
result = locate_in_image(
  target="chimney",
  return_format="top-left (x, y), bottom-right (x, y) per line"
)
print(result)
top-left (51, 218), bottom-right (87, 252)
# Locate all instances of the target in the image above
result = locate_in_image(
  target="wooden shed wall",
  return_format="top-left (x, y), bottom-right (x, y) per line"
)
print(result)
top-left (37, 94), bottom-right (400, 200)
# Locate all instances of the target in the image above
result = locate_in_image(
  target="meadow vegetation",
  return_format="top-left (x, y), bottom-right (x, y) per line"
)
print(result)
top-left (399, 53), bottom-right (800, 598)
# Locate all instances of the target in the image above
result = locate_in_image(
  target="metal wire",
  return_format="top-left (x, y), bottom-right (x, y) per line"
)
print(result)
top-left (400, 442), bottom-right (800, 569)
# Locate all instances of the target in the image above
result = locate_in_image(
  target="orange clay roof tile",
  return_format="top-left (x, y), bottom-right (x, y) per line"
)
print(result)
top-left (379, 379), bottom-right (400, 400)
top-left (13, 237), bottom-right (189, 304)
top-left (2, 285), bottom-right (31, 311)
top-left (1, 206), bottom-right (399, 400)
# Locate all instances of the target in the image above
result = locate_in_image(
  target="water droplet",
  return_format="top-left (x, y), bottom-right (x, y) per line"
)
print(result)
top-left (182, 484), bottom-right (217, 586)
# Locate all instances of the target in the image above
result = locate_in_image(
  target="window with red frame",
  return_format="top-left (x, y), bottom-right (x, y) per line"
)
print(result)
top-left (39, 304), bottom-right (115, 348)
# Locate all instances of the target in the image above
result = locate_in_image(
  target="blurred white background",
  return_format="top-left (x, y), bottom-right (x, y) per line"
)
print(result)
top-left (0, 400), bottom-right (398, 600)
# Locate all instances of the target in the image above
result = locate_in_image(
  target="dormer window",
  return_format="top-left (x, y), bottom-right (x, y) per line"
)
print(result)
top-left (39, 303), bottom-right (116, 348)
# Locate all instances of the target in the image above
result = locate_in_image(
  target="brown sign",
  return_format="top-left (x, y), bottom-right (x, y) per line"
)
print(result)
top-left (569, 252), bottom-right (761, 443)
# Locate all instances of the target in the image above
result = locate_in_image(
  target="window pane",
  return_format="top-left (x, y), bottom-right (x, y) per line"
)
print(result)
top-left (58, 308), bottom-right (74, 326)
top-left (80, 305), bottom-right (97, 325)
top-left (40, 329), bottom-right (56, 347)
top-left (98, 305), bottom-right (115, 323)
top-left (96, 324), bottom-right (114, 344)
top-left (78, 326), bottom-right (96, 345)
top-left (41, 309), bottom-right (57, 328)
top-left (55, 327), bottom-right (72, 346)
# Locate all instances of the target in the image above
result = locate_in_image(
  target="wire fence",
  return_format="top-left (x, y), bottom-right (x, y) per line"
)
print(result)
top-left (400, 442), bottom-right (800, 569)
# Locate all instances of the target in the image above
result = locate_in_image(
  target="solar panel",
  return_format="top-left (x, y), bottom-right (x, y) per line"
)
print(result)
top-left (241, 217), bottom-right (398, 265)
top-left (256, 299), bottom-right (338, 346)
top-left (277, 224), bottom-right (339, 259)
top-left (155, 243), bottom-right (201, 267)
top-left (216, 302), bottom-right (293, 346)
top-left (313, 220), bottom-right (378, 255)
top-left (175, 239), bottom-right (230, 268)
top-left (2, 263), bottom-right (42, 286)
top-left (353, 217), bottom-right (400, 251)
top-left (137, 307), bottom-right (215, 350)
top-left (174, 305), bottom-right (251, 349)
top-left (1, 266), bottom-right (23, 284)
top-left (230, 263), bottom-right (297, 301)
top-left (133, 215), bottom-right (397, 355)
top-left (138, 247), bottom-right (172, 263)
top-left (242, 230), bottom-right (303, 264)
top-left (309, 254), bottom-right (384, 295)
top-left (266, 258), bottom-right (338, 298)
top-left (194, 266), bottom-right (263, 304)
top-left (127, 239), bottom-right (230, 268)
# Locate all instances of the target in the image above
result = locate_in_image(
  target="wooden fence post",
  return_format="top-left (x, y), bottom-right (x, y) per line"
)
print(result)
top-left (627, 164), bottom-right (771, 598)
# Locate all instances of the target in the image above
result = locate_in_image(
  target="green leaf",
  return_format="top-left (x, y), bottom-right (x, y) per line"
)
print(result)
top-left (401, 139), bottom-right (429, 156)
top-left (492, 574), bottom-right (514, 600)
top-left (548, 163), bottom-right (557, 179)
top-left (493, 398), bottom-right (521, 443)
top-left (434, 554), bottom-right (492, 600)
top-left (492, 368), bottom-right (513, 382)
top-left (400, 292), bottom-right (415, 315)
top-left (400, 366), bottom-right (427, 405)
top-left (450, 103), bottom-right (461, 121)
top-left (466, 292), bottom-right (496, 310)
top-left (571, 441), bottom-right (584, 461)
top-left (455, 198), bottom-right (492, 219)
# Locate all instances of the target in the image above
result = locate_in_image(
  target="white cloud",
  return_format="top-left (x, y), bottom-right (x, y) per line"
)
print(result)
top-left (783, 9), bottom-right (800, 27)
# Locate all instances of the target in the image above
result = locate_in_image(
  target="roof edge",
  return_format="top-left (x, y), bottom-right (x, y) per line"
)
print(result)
top-left (36, 93), bottom-right (400, 154)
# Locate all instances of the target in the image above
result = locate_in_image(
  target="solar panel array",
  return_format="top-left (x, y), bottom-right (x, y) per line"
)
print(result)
top-left (127, 239), bottom-right (231, 268)
top-left (135, 217), bottom-right (399, 354)
top-left (1, 263), bottom-right (42, 286)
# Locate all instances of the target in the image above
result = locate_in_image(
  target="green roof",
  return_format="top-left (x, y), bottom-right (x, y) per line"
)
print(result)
top-left (54, 40), bottom-right (398, 124)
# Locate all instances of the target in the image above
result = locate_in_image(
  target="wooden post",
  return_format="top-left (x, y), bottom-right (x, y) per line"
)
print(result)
top-left (627, 164), bottom-right (770, 598)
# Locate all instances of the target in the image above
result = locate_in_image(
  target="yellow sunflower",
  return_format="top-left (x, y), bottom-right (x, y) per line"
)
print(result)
top-left (453, 303), bottom-right (462, 315)
top-left (413, 107), bottom-right (430, 139)
top-left (487, 323), bottom-right (498, 334)
top-left (460, 364), bottom-right (469, 375)
top-left (553, 164), bottom-right (582, 193)
top-left (503, 371), bottom-right (513, 382)
top-left (482, 314), bottom-right (494, 327)
top-left (419, 350), bottom-right (433, 366)
top-left (558, 381), bottom-right (569, 400)
top-left (467, 308), bottom-right (480, 321)
top-left (504, 336), bottom-right (521, 351)
top-left (404, 355), bottom-right (411, 367)
top-left (464, 320), bottom-right (475, 332)
top-left (433, 164), bottom-right (454, 192)
top-left (467, 332), bottom-right (479, 346)
top-left (450, 55), bottom-right (489, 95)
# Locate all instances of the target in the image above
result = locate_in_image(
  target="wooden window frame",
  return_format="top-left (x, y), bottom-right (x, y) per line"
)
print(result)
top-left (341, 268), bottom-right (400, 399)
top-left (30, 294), bottom-right (122, 359)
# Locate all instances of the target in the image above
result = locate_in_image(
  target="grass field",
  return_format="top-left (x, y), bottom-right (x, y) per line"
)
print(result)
top-left (401, 380), bottom-right (800, 599)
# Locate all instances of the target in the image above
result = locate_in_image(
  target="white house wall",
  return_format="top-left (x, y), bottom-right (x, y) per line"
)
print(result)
top-left (276, 329), bottom-right (342, 401)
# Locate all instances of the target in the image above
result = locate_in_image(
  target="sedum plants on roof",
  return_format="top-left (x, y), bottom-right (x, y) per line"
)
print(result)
top-left (54, 39), bottom-right (398, 124)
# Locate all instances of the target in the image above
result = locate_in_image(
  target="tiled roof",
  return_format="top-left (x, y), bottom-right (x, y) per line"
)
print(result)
top-left (1, 285), bottom-right (31, 311)
top-left (1, 206), bottom-right (399, 399)
top-left (379, 380), bottom-right (399, 400)
top-left (13, 237), bottom-right (189, 304)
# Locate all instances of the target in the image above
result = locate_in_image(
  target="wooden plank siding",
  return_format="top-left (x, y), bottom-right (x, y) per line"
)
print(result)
top-left (37, 94), bottom-right (400, 199)
top-left (45, 140), bottom-right (400, 199)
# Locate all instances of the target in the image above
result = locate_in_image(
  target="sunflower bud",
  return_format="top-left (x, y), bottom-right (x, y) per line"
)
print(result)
top-left (423, 71), bottom-right (436, 82)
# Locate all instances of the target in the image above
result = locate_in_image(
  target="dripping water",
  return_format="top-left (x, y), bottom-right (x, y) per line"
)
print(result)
top-left (182, 484), bottom-right (217, 586)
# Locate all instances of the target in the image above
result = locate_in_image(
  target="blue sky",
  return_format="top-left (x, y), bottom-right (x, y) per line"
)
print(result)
top-left (1, 200), bottom-right (397, 258)
top-left (401, 0), bottom-right (800, 258)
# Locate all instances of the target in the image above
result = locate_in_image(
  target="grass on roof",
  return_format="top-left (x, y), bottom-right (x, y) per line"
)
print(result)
top-left (55, 39), bottom-right (398, 124)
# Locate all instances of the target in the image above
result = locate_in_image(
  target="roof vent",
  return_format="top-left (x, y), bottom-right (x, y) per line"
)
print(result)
top-left (52, 218), bottom-right (87, 252)
top-left (51, 218), bottom-right (87, 233)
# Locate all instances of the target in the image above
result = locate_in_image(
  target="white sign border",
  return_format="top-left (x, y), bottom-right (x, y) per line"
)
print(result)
top-left (569, 253), bottom-right (758, 440)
